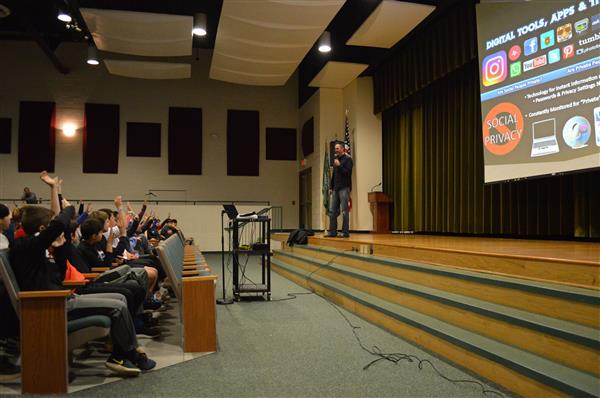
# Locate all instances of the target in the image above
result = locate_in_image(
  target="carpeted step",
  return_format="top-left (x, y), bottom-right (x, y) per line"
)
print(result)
top-left (284, 244), bottom-right (600, 328)
top-left (272, 255), bottom-right (600, 398)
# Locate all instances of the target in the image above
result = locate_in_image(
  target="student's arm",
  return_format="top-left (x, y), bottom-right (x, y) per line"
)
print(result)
top-left (141, 218), bottom-right (154, 233)
top-left (127, 218), bottom-right (140, 237)
top-left (78, 202), bottom-right (84, 215)
top-left (51, 235), bottom-right (68, 281)
top-left (76, 212), bottom-right (88, 225)
top-left (113, 212), bottom-right (129, 255)
top-left (40, 171), bottom-right (60, 216)
top-left (76, 202), bottom-right (92, 225)
top-left (137, 201), bottom-right (147, 220)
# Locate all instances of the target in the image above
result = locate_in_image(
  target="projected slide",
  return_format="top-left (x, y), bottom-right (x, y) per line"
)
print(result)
top-left (476, 0), bottom-right (600, 183)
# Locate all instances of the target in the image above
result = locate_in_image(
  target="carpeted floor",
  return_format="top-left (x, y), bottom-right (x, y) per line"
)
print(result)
top-left (63, 252), bottom-right (511, 398)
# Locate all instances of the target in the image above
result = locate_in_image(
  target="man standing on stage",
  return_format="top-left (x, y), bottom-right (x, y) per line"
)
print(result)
top-left (326, 142), bottom-right (353, 238)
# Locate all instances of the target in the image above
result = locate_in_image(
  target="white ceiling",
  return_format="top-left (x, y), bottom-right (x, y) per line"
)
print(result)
top-left (104, 60), bottom-right (191, 79)
top-left (309, 61), bottom-right (369, 89)
top-left (81, 9), bottom-right (193, 57)
top-left (346, 1), bottom-right (435, 49)
top-left (209, 0), bottom-right (346, 86)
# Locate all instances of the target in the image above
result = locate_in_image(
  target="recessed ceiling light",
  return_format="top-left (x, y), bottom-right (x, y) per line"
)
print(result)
top-left (193, 13), bottom-right (207, 36)
top-left (57, 9), bottom-right (72, 22)
top-left (87, 46), bottom-right (100, 65)
top-left (318, 31), bottom-right (331, 53)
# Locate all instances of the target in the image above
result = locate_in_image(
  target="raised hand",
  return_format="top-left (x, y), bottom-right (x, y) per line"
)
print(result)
top-left (40, 171), bottom-right (59, 186)
top-left (126, 201), bottom-right (133, 212)
top-left (107, 227), bottom-right (115, 242)
top-left (116, 212), bottom-right (127, 235)
top-left (85, 202), bottom-right (93, 213)
top-left (61, 197), bottom-right (71, 208)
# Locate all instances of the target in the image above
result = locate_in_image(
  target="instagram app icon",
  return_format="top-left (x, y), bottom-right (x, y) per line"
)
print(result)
top-left (482, 51), bottom-right (507, 87)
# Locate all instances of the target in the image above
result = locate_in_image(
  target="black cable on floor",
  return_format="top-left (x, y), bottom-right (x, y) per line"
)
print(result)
top-left (327, 300), bottom-right (505, 398)
top-left (297, 250), bottom-right (506, 398)
top-left (267, 292), bottom-right (313, 302)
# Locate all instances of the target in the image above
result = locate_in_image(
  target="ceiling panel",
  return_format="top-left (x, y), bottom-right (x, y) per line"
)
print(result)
top-left (210, 0), bottom-right (345, 86)
top-left (104, 60), bottom-right (191, 79)
top-left (346, 1), bottom-right (435, 49)
top-left (81, 8), bottom-right (193, 56)
top-left (309, 61), bottom-right (368, 89)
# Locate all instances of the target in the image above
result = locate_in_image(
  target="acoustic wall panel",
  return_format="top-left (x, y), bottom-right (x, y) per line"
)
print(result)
top-left (0, 118), bottom-right (11, 154)
top-left (18, 101), bottom-right (56, 172)
top-left (83, 103), bottom-right (120, 173)
top-left (168, 107), bottom-right (202, 175)
top-left (301, 117), bottom-right (314, 157)
top-left (127, 122), bottom-right (161, 157)
top-left (266, 128), bottom-right (296, 160)
top-left (227, 110), bottom-right (259, 176)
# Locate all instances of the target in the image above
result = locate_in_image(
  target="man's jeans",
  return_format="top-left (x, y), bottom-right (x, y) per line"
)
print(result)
top-left (328, 188), bottom-right (350, 236)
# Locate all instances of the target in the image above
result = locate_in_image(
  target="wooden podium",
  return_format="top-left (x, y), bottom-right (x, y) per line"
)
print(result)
top-left (368, 192), bottom-right (392, 233)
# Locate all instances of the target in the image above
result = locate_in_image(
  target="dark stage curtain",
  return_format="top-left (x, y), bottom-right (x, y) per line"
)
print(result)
top-left (382, 61), bottom-right (599, 238)
top-left (378, 1), bottom-right (599, 238)
top-left (373, 1), bottom-right (478, 114)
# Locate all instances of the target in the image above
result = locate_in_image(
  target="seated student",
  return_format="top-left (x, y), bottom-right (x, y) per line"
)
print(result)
top-left (160, 219), bottom-right (178, 240)
top-left (9, 172), bottom-right (156, 375)
top-left (74, 219), bottom-right (159, 335)
top-left (0, 204), bottom-right (10, 249)
top-left (10, 206), bottom-right (25, 241)
top-left (0, 205), bottom-right (20, 380)
top-left (86, 209), bottom-right (163, 310)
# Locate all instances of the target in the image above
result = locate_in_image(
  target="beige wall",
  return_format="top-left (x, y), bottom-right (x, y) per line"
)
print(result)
top-left (299, 77), bottom-right (382, 232)
top-left (344, 77), bottom-right (383, 231)
top-left (0, 41), bottom-right (299, 230)
top-left (298, 90), bottom-right (321, 229)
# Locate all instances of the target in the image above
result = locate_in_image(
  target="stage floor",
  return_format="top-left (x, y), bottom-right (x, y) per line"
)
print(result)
top-left (310, 233), bottom-right (600, 265)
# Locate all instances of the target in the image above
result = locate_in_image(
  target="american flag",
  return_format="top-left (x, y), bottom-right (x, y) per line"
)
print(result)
top-left (344, 109), bottom-right (351, 156)
top-left (344, 109), bottom-right (352, 211)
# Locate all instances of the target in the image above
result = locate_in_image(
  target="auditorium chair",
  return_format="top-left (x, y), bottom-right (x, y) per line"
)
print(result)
top-left (155, 234), bottom-right (216, 353)
top-left (0, 250), bottom-right (110, 394)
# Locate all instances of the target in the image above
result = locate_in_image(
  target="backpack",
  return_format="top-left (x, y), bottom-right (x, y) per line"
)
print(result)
top-left (287, 229), bottom-right (314, 247)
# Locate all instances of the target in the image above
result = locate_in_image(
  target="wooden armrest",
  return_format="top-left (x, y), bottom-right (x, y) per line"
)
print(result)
top-left (183, 260), bottom-right (206, 264)
top-left (182, 270), bottom-right (200, 277)
top-left (182, 275), bottom-right (217, 282)
top-left (183, 265), bottom-right (208, 270)
top-left (63, 280), bottom-right (89, 287)
top-left (91, 267), bottom-right (110, 272)
top-left (82, 273), bottom-right (100, 279)
top-left (19, 290), bottom-right (71, 299)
